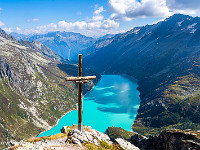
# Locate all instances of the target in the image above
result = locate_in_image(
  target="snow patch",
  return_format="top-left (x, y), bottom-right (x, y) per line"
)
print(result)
top-left (178, 21), bottom-right (184, 27)
top-left (188, 23), bottom-right (197, 29)
top-left (187, 23), bottom-right (197, 33)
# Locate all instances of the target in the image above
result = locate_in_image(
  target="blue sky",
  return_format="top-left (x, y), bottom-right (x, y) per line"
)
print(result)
top-left (0, 0), bottom-right (200, 37)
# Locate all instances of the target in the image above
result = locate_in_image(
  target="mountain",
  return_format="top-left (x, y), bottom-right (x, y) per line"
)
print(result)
top-left (10, 32), bottom-right (34, 40)
top-left (11, 31), bottom-right (96, 60)
top-left (83, 14), bottom-right (200, 134)
top-left (98, 34), bottom-right (116, 40)
top-left (0, 28), bottom-right (83, 147)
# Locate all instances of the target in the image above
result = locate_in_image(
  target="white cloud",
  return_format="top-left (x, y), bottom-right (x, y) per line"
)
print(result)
top-left (2, 27), bottom-right (13, 33)
top-left (16, 27), bottom-right (21, 31)
top-left (166, 0), bottom-right (200, 15)
top-left (13, 6), bottom-right (119, 37)
top-left (92, 15), bottom-right (104, 21)
top-left (109, 0), bottom-right (200, 21)
top-left (102, 19), bottom-right (119, 29)
top-left (0, 21), bottom-right (5, 27)
top-left (27, 18), bottom-right (40, 22)
top-left (109, 0), bottom-right (173, 20)
top-left (94, 6), bottom-right (104, 15)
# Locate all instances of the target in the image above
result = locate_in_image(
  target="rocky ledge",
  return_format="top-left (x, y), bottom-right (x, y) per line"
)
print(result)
top-left (9, 126), bottom-right (200, 150)
top-left (9, 125), bottom-right (139, 150)
top-left (130, 129), bottom-right (200, 150)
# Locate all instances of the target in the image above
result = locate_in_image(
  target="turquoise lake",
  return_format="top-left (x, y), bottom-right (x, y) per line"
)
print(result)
top-left (38, 75), bottom-right (140, 137)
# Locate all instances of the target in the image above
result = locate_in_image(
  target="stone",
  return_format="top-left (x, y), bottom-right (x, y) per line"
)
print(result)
top-left (116, 138), bottom-right (140, 150)
top-left (84, 131), bottom-right (93, 142)
top-left (129, 133), bottom-right (147, 148)
top-left (141, 129), bottom-right (200, 150)
top-left (93, 139), bottom-right (98, 146)
top-left (72, 137), bottom-right (82, 147)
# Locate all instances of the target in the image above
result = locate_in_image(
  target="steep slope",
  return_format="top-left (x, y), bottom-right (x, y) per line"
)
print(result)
top-left (19, 40), bottom-right (62, 61)
top-left (0, 29), bottom-right (79, 146)
top-left (11, 31), bottom-right (96, 60)
top-left (84, 14), bottom-right (200, 132)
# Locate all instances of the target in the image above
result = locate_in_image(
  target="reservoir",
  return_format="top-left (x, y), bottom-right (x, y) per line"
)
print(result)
top-left (38, 75), bottom-right (140, 137)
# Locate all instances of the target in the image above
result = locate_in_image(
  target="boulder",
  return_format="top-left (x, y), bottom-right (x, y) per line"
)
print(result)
top-left (116, 138), bottom-right (140, 150)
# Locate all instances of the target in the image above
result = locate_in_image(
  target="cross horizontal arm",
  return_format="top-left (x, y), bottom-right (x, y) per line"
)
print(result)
top-left (66, 76), bottom-right (96, 81)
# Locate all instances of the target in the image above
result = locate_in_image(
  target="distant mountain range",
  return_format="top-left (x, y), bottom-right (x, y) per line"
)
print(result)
top-left (83, 14), bottom-right (200, 134)
top-left (97, 34), bottom-right (115, 40)
top-left (10, 31), bottom-right (96, 60)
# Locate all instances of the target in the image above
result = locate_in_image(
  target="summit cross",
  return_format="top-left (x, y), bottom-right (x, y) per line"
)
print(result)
top-left (65, 54), bottom-right (96, 132)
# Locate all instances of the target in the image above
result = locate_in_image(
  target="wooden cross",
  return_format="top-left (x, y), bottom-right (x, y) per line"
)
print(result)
top-left (66, 54), bottom-right (96, 132)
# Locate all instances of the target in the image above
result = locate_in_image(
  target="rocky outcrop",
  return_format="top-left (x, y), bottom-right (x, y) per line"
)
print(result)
top-left (9, 127), bottom-right (200, 150)
top-left (116, 138), bottom-right (140, 150)
top-left (129, 129), bottom-right (200, 150)
top-left (9, 125), bottom-right (139, 150)
top-left (64, 126), bottom-right (112, 147)
top-left (129, 133), bottom-right (147, 148)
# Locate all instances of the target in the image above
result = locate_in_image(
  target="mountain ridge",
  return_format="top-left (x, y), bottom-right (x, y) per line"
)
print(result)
top-left (83, 14), bottom-right (200, 134)
top-left (11, 31), bottom-right (96, 60)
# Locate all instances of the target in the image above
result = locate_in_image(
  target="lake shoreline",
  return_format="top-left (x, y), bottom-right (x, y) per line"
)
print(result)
top-left (37, 108), bottom-right (77, 137)
top-left (37, 79), bottom-right (98, 137)
top-left (37, 75), bottom-right (141, 137)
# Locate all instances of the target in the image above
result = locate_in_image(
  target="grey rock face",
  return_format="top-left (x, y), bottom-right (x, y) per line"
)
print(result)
top-left (130, 129), bottom-right (200, 150)
top-left (116, 138), bottom-right (140, 150)
top-left (129, 133), bottom-right (147, 148)
top-left (67, 126), bottom-right (112, 147)
top-left (0, 29), bottom-right (77, 143)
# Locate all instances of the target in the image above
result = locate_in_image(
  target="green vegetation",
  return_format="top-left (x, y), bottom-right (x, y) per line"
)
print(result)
top-left (132, 121), bottom-right (200, 137)
top-left (83, 14), bottom-right (200, 133)
top-left (100, 141), bottom-right (113, 149)
top-left (25, 133), bottom-right (67, 143)
top-left (105, 127), bottom-right (135, 141)
top-left (164, 74), bottom-right (200, 103)
top-left (0, 63), bottom-right (79, 143)
top-left (83, 141), bottom-right (121, 150)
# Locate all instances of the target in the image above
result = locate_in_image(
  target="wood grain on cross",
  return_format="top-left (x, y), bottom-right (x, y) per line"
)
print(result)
top-left (65, 54), bottom-right (96, 132)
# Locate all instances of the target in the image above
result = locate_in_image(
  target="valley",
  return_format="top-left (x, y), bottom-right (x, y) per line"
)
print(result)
top-left (0, 29), bottom-right (99, 148)
top-left (1, 13), bottom-right (200, 149)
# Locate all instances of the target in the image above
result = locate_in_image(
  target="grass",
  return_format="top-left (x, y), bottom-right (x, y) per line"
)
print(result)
top-left (164, 73), bottom-right (200, 104)
top-left (105, 127), bottom-right (135, 142)
top-left (132, 122), bottom-right (200, 137)
top-left (25, 133), bottom-right (67, 143)
top-left (84, 142), bottom-right (121, 150)
top-left (0, 63), bottom-right (79, 144)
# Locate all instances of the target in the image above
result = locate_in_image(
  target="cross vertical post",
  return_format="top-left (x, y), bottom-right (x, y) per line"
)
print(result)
top-left (78, 54), bottom-right (82, 132)
top-left (65, 54), bottom-right (96, 132)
